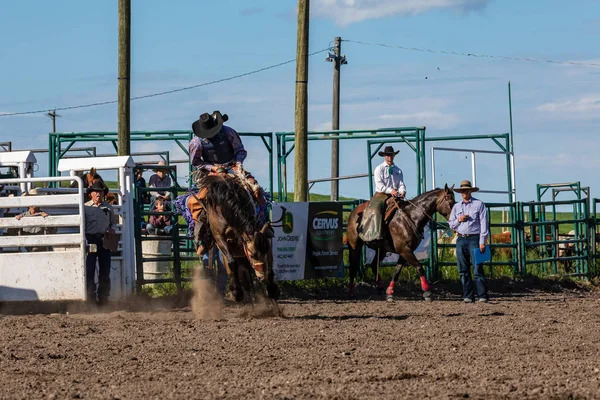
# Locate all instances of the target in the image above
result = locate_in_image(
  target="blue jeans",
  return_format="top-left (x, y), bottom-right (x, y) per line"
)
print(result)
top-left (456, 236), bottom-right (488, 300)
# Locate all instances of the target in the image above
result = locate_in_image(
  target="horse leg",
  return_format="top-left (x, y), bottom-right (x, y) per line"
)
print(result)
top-left (398, 249), bottom-right (432, 301)
top-left (216, 241), bottom-right (244, 303)
top-left (348, 243), bottom-right (362, 297)
top-left (386, 263), bottom-right (405, 302)
top-left (369, 248), bottom-right (387, 294)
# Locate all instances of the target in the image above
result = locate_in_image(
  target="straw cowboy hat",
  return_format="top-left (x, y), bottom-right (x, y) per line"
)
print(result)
top-left (454, 180), bottom-right (480, 193)
top-left (152, 160), bottom-right (167, 172)
top-left (87, 181), bottom-right (106, 194)
top-left (378, 145), bottom-right (400, 157)
top-left (23, 188), bottom-right (41, 196)
top-left (192, 111), bottom-right (229, 139)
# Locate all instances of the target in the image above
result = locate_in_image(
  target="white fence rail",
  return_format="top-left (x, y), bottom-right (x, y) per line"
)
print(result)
top-left (0, 177), bottom-right (86, 302)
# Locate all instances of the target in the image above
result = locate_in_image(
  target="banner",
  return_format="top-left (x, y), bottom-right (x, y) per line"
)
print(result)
top-left (271, 202), bottom-right (344, 280)
top-left (271, 202), bottom-right (308, 281)
top-left (304, 202), bottom-right (344, 279)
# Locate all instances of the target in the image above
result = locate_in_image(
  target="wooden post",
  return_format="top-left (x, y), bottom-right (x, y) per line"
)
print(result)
top-left (118, 0), bottom-right (131, 156)
top-left (294, 0), bottom-right (310, 202)
top-left (331, 36), bottom-right (342, 201)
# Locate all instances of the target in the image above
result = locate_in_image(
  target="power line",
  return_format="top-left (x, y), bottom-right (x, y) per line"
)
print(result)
top-left (343, 39), bottom-right (600, 67)
top-left (0, 48), bottom-right (331, 118)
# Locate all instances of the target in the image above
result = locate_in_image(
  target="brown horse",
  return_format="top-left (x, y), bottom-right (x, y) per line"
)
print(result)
top-left (346, 185), bottom-right (456, 301)
top-left (196, 173), bottom-right (279, 303)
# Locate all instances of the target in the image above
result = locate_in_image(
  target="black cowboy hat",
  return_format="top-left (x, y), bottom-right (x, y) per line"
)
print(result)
top-left (378, 145), bottom-right (400, 157)
top-left (192, 111), bottom-right (229, 139)
top-left (454, 180), bottom-right (480, 193)
top-left (87, 180), bottom-right (106, 194)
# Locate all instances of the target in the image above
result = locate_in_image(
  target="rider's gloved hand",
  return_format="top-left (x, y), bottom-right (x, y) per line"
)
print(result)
top-left (211, 164), bottom-right (225, 174)
top-left (235, 162), bottom-right (243, 172)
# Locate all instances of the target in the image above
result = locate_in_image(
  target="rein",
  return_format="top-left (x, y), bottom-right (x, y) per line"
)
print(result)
top-left (398, 191), bottom-right (448, 238)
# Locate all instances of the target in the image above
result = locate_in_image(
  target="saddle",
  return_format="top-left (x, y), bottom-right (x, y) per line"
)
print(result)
top-left (357, 195), bottom-right (406, 242)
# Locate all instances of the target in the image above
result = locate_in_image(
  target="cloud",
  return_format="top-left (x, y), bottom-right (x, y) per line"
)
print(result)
top-left (240, 7), bottom-right (264, 16)
top-left (536, 96), bottom-right (600, 118)
top-left (312, 0), bottom-right (492, 26)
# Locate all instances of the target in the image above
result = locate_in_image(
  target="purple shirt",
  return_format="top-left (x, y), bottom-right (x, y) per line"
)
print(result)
top-left (448, 197), bottom-right (488, 245)
top-left (189, 125), bottom-right (247, 171)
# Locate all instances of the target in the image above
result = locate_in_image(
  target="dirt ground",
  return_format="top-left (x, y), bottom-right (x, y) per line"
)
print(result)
top-left (2, 283), bottom-right (600, 399)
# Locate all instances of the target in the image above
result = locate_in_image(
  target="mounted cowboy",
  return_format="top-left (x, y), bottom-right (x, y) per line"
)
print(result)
top-left (358, 145), bottom-right (407, 242)
top-left (187, 111), bottom-right (264, 257)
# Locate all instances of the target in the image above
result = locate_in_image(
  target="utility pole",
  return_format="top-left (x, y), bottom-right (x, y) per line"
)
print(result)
top-left (46, 109), bottom-right (60, 133)
top-left (118, 0), bottom-right (131, 156)
top-left (294, 0), bottom-right (310, 202)
top-left (327, 36), bottom-right (347, 201)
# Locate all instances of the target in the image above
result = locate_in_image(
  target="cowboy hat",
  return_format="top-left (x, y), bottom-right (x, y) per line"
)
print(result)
top-left (152, 160), bottom-right (166, 172)
top-left (23, 188), bottom-right (41, 196)
top-left (454, 180), bottom-right (479, 193)
top-left (87, 180), bottom-right (106, 194)
top-left (192, 111), bottom-right (226, 139)
top-left (378, 146), bottom-right (400, 157)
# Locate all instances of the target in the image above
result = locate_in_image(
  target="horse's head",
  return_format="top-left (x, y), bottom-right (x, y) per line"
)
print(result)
top-left (241, 223), bottom-right (280, 300)
top-left (242, 223), bottom-right (274, 283)
top-left (436, 184), bottom-right (456, 220)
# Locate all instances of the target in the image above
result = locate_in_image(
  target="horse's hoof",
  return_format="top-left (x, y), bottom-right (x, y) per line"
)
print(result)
top-left (234, 290), bottom-right (244, 303)
top-left (423, 291), bottom-right (432, 301)
top-left (267, 283), bottom-right (280, 300)
top-left (386, 295), bottom-right (394, 302)
top-left (424, 296), bottom-right (433, 302)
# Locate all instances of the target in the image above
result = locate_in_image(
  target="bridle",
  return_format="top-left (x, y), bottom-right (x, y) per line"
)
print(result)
top-left (403, 190), bottom-right (453, 223)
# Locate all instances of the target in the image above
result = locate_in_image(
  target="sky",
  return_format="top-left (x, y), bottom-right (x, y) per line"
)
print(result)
top-left (1, 0), bottom-right (599, 205)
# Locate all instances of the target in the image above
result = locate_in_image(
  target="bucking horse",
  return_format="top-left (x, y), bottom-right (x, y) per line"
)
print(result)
top-left (189, 171), bottom-right (280, 303)
top-left (346, 185), bottom-right (456, 301)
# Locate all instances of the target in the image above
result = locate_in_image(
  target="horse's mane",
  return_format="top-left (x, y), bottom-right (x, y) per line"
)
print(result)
top-left (404, 187), bottom-right (445, 205)
top-left (199, 174), bottom-right (256, 234)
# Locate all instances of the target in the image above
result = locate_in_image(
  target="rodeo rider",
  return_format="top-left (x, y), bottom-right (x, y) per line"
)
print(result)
top-left (359, 145), bottom-right (407, 242)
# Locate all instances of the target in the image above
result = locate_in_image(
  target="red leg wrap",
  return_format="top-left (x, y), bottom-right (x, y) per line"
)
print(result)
top-left (386, 281), bottom-right (395, 296)
top-left (420, 276), bottom-right (430, 292)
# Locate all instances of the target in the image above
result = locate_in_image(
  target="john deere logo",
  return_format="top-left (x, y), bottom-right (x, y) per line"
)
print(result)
top-left (282, 211), bottom-right (294, 234)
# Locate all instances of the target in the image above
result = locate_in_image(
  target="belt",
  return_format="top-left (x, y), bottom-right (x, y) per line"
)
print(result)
top-left (457, 233), bottom-right (478, 238)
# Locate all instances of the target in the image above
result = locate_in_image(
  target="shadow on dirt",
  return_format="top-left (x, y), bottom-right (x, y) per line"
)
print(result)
top-left (1, 276), bottom-right (598, 315)
top-left (289, 314), bottom-right (408, 321)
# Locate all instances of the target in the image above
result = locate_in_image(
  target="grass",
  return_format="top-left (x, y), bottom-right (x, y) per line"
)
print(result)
top-left (136, 190), bottom-right (597, 298)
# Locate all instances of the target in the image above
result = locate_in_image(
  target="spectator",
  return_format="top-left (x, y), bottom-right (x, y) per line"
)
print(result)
top-left (84, 181), bottom-right (116, 306)
top-left (135, 169), bottom-right (150, 204)
top-left (146, 197), bottom-right (172, 235)
top-left (15, 188), bottom-right (52, 252)
top-left (148, 161), bottom-right (172, 205)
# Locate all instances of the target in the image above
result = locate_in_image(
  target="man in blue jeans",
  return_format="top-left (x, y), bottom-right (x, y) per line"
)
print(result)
top-left (448, 180), bottom-right (489, 303)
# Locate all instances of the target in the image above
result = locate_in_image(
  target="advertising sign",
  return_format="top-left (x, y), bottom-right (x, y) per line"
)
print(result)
top-left (271, 202), bottom-right (308, 281)
top-left (271, 202), bottom-right (344, 280)
top-left (304, 202), bottom-right (344, 279)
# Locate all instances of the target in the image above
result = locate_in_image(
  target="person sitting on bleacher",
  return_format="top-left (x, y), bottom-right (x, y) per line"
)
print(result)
top-left (146, 197), bottom-right (172, 235)
top-left (15, 189), bottom-right (53, 251)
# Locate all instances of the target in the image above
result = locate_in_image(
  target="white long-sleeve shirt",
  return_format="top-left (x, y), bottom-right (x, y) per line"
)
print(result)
top-left (374, 161), bottom-right (406, 195)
